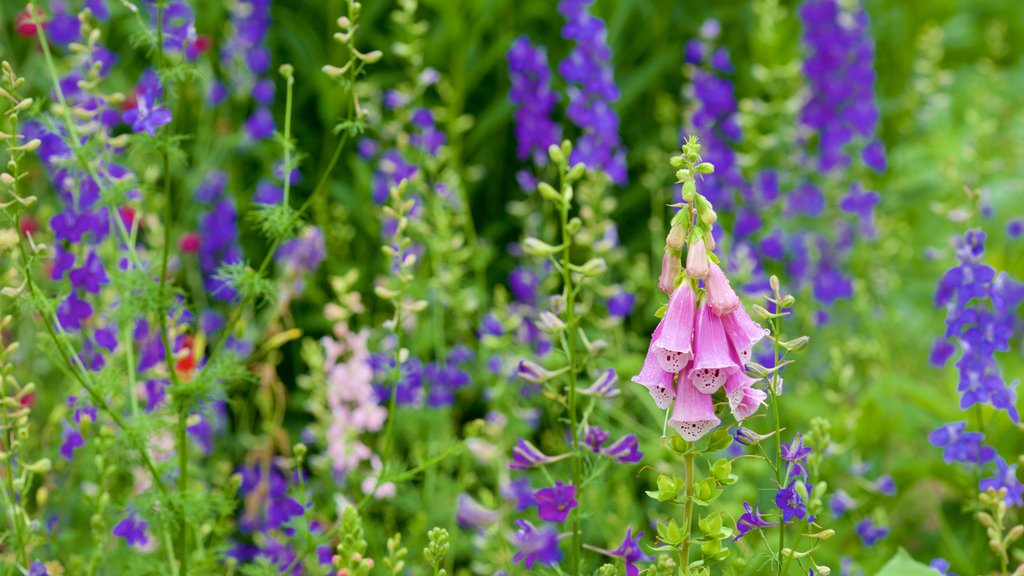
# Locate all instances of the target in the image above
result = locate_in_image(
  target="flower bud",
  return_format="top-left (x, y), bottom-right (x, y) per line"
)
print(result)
top-left (523, 237), bottom-right (561, 257)
top-left (685, 236), bottom-right (709, 280)
top-left (537, 182), bottom-right (562, 204)
top-left (666, 225), bottom-right (685, 251)
top-left (658, 251), bottom-right (680, 294)
top-left (578, 258), bottom-right (607, 277)
top-left (537, 311), bottom-right (566, 334)
top-left (548, 144), bottom-right (565, 165)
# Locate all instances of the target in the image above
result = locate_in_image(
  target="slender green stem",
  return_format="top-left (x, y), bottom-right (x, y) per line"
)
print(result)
top-left (769, 307), bottom-right (784, 575)
top-left (780, 532), bottom-right (802, 576)
top-left (282, 71), bottom-right (295, 206)
top-left (558, 163), bottom-right (582, 576)
top-left (0, 378), bottom-right (28, 568)
top-left (680, 450), bottom-right (695, 575)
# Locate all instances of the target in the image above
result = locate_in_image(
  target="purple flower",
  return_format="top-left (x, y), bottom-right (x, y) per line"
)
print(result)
top-left (580, 368), bottom-right (619, 399)
top-left (511, 520), bottom-right (562, 569)
top-left (1008, 219), bottom-right (1024, 239)
top-left (123, 71), bottom-right (172, 135)
top-left (829, 490), bottom-right (856, 518)
top-left (930, 558), bottom-right (958, 576)
top-left (507, 36), bottom-right (561, 165)
top-left (589, 528), bottom-right (653, 576)
top-left (871, 474), bottom-right (896, 496)
top-left (734, 502), bottom-right (778, 541)
top-left (245, 108), bottom-right (276, 140)
top-left (456, 494), bottom-right (499, 529)
top-left (601, 434), bottom-right (643, 464)
top-left (606, 290), bottom-right (636, 318)
top-left (775, 481), bottom-right (809, 522)
top-left (502, 477), bottom-right (535, 511)
top-left (979, 457), bottom-right (1023, 507)
top-left (509, 267), bottom-right (540, 304)
top-left (60, 423), bottom-right (84, 460)
top-left (68, 251), bottom-right (109, 293)
top-left (57, 293), bottom-right (93, 331)
top-left (277, 227), bottom-right (326, 275)
top-left (28, 560), bottom-right (48, 576)
top-left (855, 519), bottom-right (888, 546)
top-left (781, 434), bottom-right (812, 478)
top-left (112, 510), bottom-right (149, 547)
top-left (510, 439), bottom-right (568, 470)
top-left (534, 481), bottom-right (577, 522)
top-left (557, 0), bottom-right (627, 184)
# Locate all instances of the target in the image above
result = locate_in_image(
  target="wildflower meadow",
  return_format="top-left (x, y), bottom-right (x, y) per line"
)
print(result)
top-left (1, 0), bottom-right (1023, 574)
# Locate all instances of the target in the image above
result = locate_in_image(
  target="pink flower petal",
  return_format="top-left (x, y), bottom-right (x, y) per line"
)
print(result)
top-left (721, 305), bottom-right (768, 364)
top-left (687, 302), bottom-right (740, 393)
top-left (706, 262), bottom-right (740, 316)
top-left (669, 376), bottom-right (720, 441)
top-left (653, 283), bottom-right (696, 373)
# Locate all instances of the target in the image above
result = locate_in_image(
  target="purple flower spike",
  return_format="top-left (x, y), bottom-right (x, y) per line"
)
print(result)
top-left (775, 481), bottom-right (810, 522)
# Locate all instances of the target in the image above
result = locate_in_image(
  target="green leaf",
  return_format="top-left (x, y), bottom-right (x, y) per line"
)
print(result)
top-left (876, 549), bottom-right (939, 576)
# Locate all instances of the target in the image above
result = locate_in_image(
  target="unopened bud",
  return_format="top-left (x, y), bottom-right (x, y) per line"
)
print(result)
top-left (548, 144), bottom-right (565, 166)
top-left (666, 225), bottom-right (685, 251)
top-left (522, 237), bottom-right (561, 257)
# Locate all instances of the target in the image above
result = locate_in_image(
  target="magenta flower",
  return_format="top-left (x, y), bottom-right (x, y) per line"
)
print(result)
top-left (658, 250), bottom-right (680, 294)
top-left (456, 494), bottom-right (499, 530)
top-left (687, 301), bottom-right (740, 394)
top-left (652, 282), bottom-right (697, 373)
top-left (685, 236), bottom-right (709, 279)
top-left (632, 321), bottom-right (677, 408)
top-left (669, 376), bottom-right (720, 441)
top-left (534, 481), bottom-right (577, 522)
top-left (721, 305), bottom-right (768, 364)
top-left (706, 261), bottom-right (739, 315)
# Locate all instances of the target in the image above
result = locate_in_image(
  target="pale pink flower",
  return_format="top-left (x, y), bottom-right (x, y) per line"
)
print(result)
top-left (652, 282), bottom-right (697, 373)
top-left (658, 251), bottom-right (681, 294)
top-left (685, 236), bottom-right (709, 280)
top-left (687, 301), bottom-right (740, 394)
top-left (669, 375), bottom-right (720, 441)
top-left (721, 305), bottom-right (769, 364)
top-left (631, 321), bottom-right (677, 408)
top-left (706, 262), bottom-right (739, 316)
top-left (323, 329), bottom-right (387, 474)
top-left (724, 371), bottom-right (766, 420)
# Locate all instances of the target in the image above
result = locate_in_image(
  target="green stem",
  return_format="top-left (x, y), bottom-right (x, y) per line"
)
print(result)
top-left (282, 71), bottom-right (294, 206)
top-left (769, 309), bottom-right (784, 575)
top-left (780, 533), bottom-right (802, 576)
top-left (558, 163), bottom-right (582, 576)
top-left (680, 450), bottom-right (695, 575)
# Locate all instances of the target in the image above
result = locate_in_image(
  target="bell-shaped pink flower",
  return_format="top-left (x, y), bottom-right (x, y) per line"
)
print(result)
top-left (658, 251), bottom-right (680, 294)
top-left (669, 375), bottom-right (720, 441)
top-left (652, 283), bottom-right (697, 373)
top-left (631, 321), bottom-right (677, 409)
top-left (687, 301), bottom-right (740, 394)
top-left (721, 305), bottom-right (769, 364)
top-left (724, 371), bottom-right (766, 420)
top-left (685, 236), bottom-right (709, 280)
top-left (706, 262), bottom-right (739, 316)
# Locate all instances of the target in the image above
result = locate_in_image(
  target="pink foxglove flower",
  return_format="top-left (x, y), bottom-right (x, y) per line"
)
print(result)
top-left (669, 375), bottom-right (720, 441)
top-left (724, 372), bottom-right (766, 420)
top-left (631, 321), bottom-right (677, 409)
top-left (652, 282), bottom-right (697, 373)
top-left (658, 250), bottom-right (680, 294)
top-left (721, 305), bottom-right (768, 364)
top-left (687, 302), bottom-right (740, 394)
top-left (685, 236), bottom-right (709, 279)
top-left (706, 262), bottom-right (739, 316)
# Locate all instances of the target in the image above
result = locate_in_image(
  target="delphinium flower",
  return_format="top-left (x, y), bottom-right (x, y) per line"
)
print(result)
top-left (112, 509), bottom-right (150, 547)
top-left (507, 36), bottom-right (561, 167)
top-left (276, 226), bottom-right (326, 297)
top-left (219, 0), bottom-right (275, 140)
top-left (584, 528), bottom-right (654, 576)
top-left (123, 70), bottom-right (173, 136)
top-left (733, 502), bottom-right (778, 541)
top-left (533, 481), bottom-right (578, 522)
top-left (512, 520), bottom-right (562, 568)
top-left (799, 0), bottom-right (885, 173)
top-left (456, 493), bottom-right (500, 530)
top-left (682, 22), bottom-right (745, 213)
top-left (854, 518), bottom-right (888, 547)
top-left (557, 0), bottom-right (627, 184)
top-left (930, 230), bottom-right (1024, 508)
top-left (193, 172), bottom-right (242, 301)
